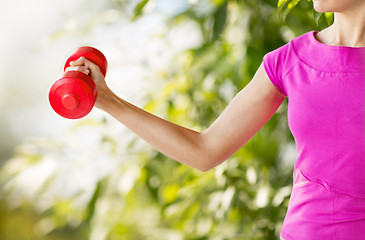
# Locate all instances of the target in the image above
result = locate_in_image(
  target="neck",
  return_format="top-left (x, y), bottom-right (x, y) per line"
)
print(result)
top-left (328, 9), bottom-right (365, 47)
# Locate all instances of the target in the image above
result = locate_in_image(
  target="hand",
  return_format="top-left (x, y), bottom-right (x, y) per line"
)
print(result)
top-left (65, 57), bottom-right (114, 109)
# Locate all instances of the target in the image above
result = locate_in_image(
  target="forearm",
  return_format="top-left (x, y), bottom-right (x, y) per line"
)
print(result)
top-left (98, 90), bottom-right (215, 171)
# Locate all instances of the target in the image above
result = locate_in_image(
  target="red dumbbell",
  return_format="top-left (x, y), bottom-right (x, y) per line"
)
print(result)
top-left (49, 46), bottom-right (108, 119)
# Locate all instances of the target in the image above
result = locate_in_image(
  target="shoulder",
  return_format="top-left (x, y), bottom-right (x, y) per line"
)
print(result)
top-left (262, 30), bottom-right (314, 96)
top-left (264, 30), bottom-right (313, 62)
top-left (263, 30), bottom-right (313, 74)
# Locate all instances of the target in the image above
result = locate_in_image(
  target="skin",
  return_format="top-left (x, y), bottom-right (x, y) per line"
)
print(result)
top-left (66, 58), bottom-right (285, 172)
top-left (313, 0), bottom-right (365, 47)
top-left (66, 0), bottom-right (365, 172)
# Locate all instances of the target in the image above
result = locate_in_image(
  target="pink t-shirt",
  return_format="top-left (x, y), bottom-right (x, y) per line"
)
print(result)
top-left (263, 30), bottom-right (365, 239)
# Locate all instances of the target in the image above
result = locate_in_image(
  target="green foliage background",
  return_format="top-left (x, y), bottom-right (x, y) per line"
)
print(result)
top-left (0, 0), bottom-right (333, 239)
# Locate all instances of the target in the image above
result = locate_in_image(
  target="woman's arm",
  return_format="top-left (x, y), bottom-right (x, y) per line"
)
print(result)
top-left (68, 57), bottom-right (286, 172)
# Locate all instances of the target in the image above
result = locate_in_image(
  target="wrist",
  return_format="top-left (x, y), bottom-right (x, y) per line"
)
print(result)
top-left (95, 88), bottom-right (118, 111)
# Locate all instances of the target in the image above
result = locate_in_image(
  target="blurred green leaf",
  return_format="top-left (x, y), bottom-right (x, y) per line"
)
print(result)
top-left (212, 1), bottom-right (228, 41)
top-left (84, 179), bottom-right (103, 224)
top-left (277, 0), bottom-right (301, 23)
top-left (314, 10), bottom-right (334, 27)
top-left (132, 0), bottom-right (149, 21)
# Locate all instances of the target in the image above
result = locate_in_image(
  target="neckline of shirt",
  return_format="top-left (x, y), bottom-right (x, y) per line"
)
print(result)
top-left (291, 30), bottom-right (365, 73)
top-left (310, 30), bottom-right (365, 50)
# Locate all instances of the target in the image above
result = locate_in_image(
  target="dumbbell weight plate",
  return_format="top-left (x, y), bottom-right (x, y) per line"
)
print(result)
top-left (49, 71), bottom-right (97, 119)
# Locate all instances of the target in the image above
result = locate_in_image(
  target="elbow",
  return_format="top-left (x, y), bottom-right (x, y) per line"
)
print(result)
top-left (187, 133), bottom-right (226, 172)
top-left (197, 161), bottom-right (221, 172)
top-left (197, 165), bottom-right (212, 172)
top-left (194, 155), bottom-right (224, 172)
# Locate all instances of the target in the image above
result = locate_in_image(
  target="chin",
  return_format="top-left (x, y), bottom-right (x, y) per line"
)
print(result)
top-left (313, 0), bottom-right (358, 13)
top-left (313, 1), bottom-right (332, 13)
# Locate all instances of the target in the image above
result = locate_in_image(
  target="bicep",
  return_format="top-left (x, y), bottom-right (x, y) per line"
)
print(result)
top-left (201, 61), bottom-right (286, 166)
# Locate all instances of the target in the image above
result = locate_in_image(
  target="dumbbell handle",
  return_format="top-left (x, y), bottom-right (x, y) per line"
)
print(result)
top-left (64, 46), bottom-right (108, 77)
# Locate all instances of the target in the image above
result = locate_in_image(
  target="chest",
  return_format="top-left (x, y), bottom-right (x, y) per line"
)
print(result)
top-left (284, 66), bottom-right (365, 141)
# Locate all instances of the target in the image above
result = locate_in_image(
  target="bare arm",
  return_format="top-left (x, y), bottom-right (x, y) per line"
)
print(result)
top-left (68, 58), bottom-right (286, 172)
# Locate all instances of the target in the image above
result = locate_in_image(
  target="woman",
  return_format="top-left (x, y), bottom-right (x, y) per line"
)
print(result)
top-left (67, 0), bottom-right (365, 239)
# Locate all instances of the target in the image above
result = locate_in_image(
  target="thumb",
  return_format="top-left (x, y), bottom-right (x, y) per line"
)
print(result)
top-left (69, 56), bottom-right (86, 66)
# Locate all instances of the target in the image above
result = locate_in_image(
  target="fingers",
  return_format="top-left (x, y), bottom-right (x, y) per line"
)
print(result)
top-left (67, 56), bottom-right (100, 75)
top-left (65, 66), bottom-right (90, 75)
top-left (70, 57), bottom-right (100, 73)
top-left (69, 57), bottom-right (85, 68)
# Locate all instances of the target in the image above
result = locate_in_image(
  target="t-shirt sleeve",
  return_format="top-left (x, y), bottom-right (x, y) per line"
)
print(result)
top-left (263, 44), bottom-right (289, 97)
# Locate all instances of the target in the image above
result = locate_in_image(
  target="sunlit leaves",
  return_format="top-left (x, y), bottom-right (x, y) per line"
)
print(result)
top-left (278, 0), bottom-right (334, 27)
top-left (277, 0), bottom-right (302, 22)
top-left (160, 184), bottom-right (180, 204)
